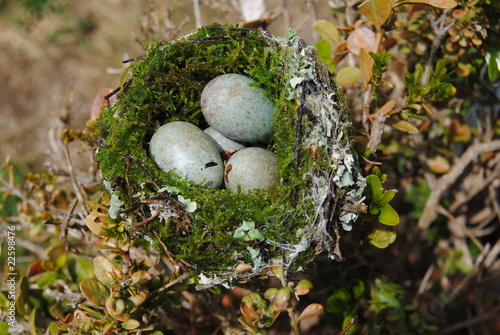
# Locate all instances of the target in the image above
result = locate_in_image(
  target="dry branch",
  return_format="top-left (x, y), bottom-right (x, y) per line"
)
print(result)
top-left (402, 139), bottom-right (500, 257)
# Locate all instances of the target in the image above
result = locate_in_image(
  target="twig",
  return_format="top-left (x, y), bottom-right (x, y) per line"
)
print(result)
top-left (417, 264), bottom-right (435, 295)
top-left (442, 243), bottom-right (490, 305)
top-left (193, 0), bottom-right (202, 28)
top-left (64, 145), bottom-right (86, 206)
top-left (400, 140), bottom-right (500, 261)
top-left (151, 273), bottom-right (189, 296)
top-left (440, 305), bottom-right (500, 334)
top-left (484, 237), bottom-right (500, 269)
top-left (366, 112), bottom-right (387, 154)
top-left (338, 315), bottom-right (358, 335)
top-left (287, 306), bottom-right (301, 335)
top-left (421, 9), bottom-right (455, 85)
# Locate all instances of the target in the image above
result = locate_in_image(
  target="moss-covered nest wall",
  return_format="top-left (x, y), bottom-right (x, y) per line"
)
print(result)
top-left (95, 25), bottom-right (365, 287)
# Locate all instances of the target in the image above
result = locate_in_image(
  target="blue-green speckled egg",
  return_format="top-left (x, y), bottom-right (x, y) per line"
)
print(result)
top-left (224, 147), bottom-right (278, 193)
top-left (201, 74), bottom-right (274, 143)
top-left (150, 121), bottom-right (223, 189)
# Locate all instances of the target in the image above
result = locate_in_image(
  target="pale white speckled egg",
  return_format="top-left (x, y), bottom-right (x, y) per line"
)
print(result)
top-left (150, 121), bottom-right (223, 189)
top-left (201, 74), bottom-right (274, 143)
top-left (203, 127), bottom-right (246, 154)
top-left (224, 147), bottom-right (278, 193)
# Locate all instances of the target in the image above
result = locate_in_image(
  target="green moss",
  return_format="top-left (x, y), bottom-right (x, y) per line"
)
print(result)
top-left (95, 25), bottom-right (363, 284)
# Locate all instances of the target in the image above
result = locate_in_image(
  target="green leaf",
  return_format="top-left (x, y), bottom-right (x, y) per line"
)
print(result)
top-left (67, 255), bottom-right (94, 283)
top-left (315, 39), bottom-right (331, 59)
top-left (122, 319), bottom-right (141, 330)
top-left (248, 228), bottom-right (265, 242)
top-left (365, 175), bottom-right (384, 203)
top-left (487, 52), bottom-right (499, 82)
top-left (336, 66), bottom-right (361, 86)
top-left (351, 279), bottom-right (365, 299)
top-left (389, 119), bottom-right (419, 134)
top-left (358, 0), bottom-right (393, 29)
top-left (366, 222), bottom-right (397, 248)
top-left (326, 288), bottom-right (351, 314)
top-left (313, 20), bottom-right (340, 43)
top-left (375, 190), bottom-right (396, 207)
top-left (377, 204), bottom-right (400, 226)
top-left (369, 202), bottom-right (381, 215)
top-left (435, 59), bottom-right (447, 80)
top-left (414, 65), bottom-right (423, 85)
top-left (36, 272), bottom-right (63, 288)
top-left (79, 278), bottom-right (110, 307)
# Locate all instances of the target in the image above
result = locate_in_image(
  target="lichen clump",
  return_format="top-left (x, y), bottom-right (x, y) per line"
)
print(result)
top-left (96, 25), bottom-right (365, 287)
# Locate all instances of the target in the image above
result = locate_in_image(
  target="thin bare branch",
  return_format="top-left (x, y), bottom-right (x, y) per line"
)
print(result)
top-left (401, 140), bottom-right (500, 259)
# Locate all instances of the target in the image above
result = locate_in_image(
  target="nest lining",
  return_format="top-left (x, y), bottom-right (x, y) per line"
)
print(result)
top-left (95, 25), bottom-right (365, 288)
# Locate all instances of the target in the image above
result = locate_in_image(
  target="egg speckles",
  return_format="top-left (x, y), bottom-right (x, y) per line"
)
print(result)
top-left (224, 147), bottom-right (278, 193)
top-left (201, 74), bottom-right (274, 143)
top-left (150, 121), bottom-right (224, 189)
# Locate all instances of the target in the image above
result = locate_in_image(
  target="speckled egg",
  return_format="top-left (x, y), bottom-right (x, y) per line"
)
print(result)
top-left (201, 73), bottom-right (275, 143)
top-left (150, 121), bottom-right (224, 189)
top-left (224, 147), bottom-right (278, 193)
top-left (203, 127), bottom-right (246, 155)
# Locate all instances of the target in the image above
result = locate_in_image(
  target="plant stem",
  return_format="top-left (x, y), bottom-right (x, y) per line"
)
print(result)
top-left (287, 306), bottom-right (301, 335)
top-left (421, 9), bottom-right (455, 85)
top-left (363, 28), bottom-right (387, 150)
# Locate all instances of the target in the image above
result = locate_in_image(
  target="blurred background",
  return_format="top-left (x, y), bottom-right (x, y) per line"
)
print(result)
top-left (0, 0), bottom-right (331, 172)
top-left (1, 1), bottom-right (500, 334)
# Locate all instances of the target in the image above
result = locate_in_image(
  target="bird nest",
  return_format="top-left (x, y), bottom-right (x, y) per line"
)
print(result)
top-left (95, 24), bottom-right (366, 288)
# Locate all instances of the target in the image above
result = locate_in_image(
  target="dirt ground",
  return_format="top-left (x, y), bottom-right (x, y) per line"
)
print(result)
top-left (0, 0), bottom-right (329, 173)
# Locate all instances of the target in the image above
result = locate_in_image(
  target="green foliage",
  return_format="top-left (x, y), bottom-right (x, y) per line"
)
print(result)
top-left (369, 50), bottom-right (393, 87)
top-left (325, 268), bottom-right (417, 335)
top-left (362, 174), bottom-right (398, 225)
top-left (404, 60), bottom-right (457, 115)
top-left (234, 269), bottom-right (323, 335)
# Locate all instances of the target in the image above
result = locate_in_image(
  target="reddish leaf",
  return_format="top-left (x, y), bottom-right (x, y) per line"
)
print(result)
top-left (273, 287), bottom-right (291, 310)
top-left (347, 27), bottom-right (376, 56)
top-left (295, 279), bottom-right (314, 296)
top-left (427, 155), bottom-right (450, 174)
top-left (90, 87), bottom-right (115, 120)
top-left (359, 48), bottom-right (374, 88)
top-left (395, 0), bottom-right (457, 9)
top-left (93, 256), bottom-right (119, 286)
top-left (297, 303), bottom-right (324, 321)
top-left (332, 41), bottom-right (348, 64)
top-left (130, 270), bottom-right (153, 286)
top-left (378, 100), bottom-right (397, 115)
top-left (85, 214), bottom-right (105, 237)
top-left (27, 260), bottom-right (46, 277)
top-left (240, 301), bottom-right (260, 322)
